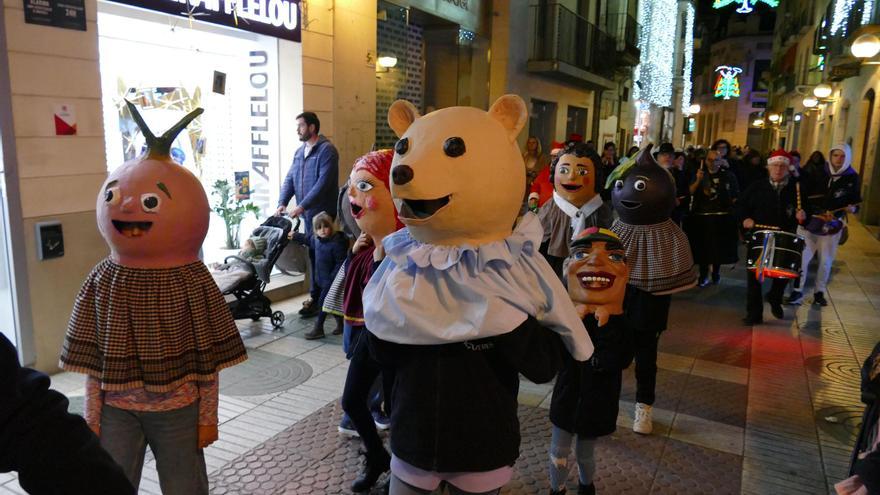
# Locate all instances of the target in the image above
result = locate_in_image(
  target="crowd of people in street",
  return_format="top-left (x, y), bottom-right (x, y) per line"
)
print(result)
top-left (1, 101), bottom-right (876, 495)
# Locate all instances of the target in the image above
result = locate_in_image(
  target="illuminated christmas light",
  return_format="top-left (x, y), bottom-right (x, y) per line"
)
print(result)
top-left (633, 0), bottom-right (678, 107)
top-left (682, 3), bottom-right (695, 113)
top-left (714, 65), bottom-right (743, 99)
top-left (712, 0), bottom-right (779, 14)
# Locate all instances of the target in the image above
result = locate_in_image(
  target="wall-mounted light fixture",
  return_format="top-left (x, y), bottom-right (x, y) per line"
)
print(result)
top-left (813, 83), bottom-right (833, 99)
top-left (803, 96), bottom-right (819, 108)
top-left (377, 56), bottom-right (398, 72)
top-left (768, 113), bottom-right (781, 123)
top-left (852, 33), bottom-right (880, 59)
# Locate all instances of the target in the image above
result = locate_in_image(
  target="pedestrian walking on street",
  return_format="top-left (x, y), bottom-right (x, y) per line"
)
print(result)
top-left (737, 150), bottom-right (807, 325)
top-left (787, 144), bottom-right (861, 307)
top-left (277, 111), bottom-right (340, 319)
top-left (684, 148), bottom-right (740, 286)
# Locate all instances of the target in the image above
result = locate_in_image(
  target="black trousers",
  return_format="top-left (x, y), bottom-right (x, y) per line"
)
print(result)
top-left (340, 328), bottom-right (390, 463)
top-left (307, 245), bottom-right (320, 301)
top-left (698, 264), bottom-right (721, 280)
top-left (634, 329), bottom-right (661, 405)
top-left (746, 272), bottom-right (789, 321)
top-left (625, 287), bottom-right (671, 406)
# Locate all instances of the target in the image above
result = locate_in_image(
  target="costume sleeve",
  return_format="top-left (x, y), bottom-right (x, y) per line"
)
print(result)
top-left (331, 238), bottom-right (347, 278)
top-left (854, 450), bottom-right (880, 493)
top-left (278, 159), bottom-right (297, 208)
top-left (0, 335), bottom-right (135, 495)
top-left (298, 145), bottom-right (339, 212)
top-left (84, 375), bottom-right (104, 429)
top-left (291, 232), bottom-right (309, 245)
top-left (198, 374), bottom-right (219, 426)
top-left (496, 316), bottom-right (565, 384)
top-left (590, 318), bottom-right (634, 372)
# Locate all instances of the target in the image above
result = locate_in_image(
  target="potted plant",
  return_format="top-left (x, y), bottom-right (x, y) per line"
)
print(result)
top-left (211, 179), bottom-right (260, 249)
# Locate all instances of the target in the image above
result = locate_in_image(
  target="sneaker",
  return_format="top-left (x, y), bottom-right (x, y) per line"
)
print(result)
top-left (711, 273), bottom-right (721, 285)
top-left (698, 278), bottom-right (711, 288)
top-left (633, 402), bottom-right (653, 435)
top-left (786, 291), bottom-right (804, 305)
top-left (372, 410), bottom-right (391, 431)
top-left (351, 450), bottom-right (390, 492)
top-left (338, 415), bottom-right (360, 437)
top-left (813, 292), bottom-right (828, 307)
top-left (770, 301), bottom-right (784, 319)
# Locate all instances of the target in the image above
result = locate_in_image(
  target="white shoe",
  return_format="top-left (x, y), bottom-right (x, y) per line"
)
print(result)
top-left (633, 402), bottom-right (653, 435)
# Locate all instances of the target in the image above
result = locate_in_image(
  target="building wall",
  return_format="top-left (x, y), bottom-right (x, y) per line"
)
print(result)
top-left (375, 11), bottom-right (424, 149)
top-left (492, 0), bottom-right (596, 150)
top-left (2, 0), bottom-right (108, 369)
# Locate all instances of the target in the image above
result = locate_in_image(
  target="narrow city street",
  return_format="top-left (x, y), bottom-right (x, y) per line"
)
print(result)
top-left (0, 220), bottom-right (876, 495)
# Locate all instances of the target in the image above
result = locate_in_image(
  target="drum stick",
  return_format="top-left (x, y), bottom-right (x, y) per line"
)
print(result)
top-left (753, 224), bottom-right (780, 230)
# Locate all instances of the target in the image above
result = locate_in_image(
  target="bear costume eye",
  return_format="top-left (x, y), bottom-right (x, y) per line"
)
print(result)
top-left (395, 138), bottom-right (409, 155)
top-left (443, 137), bottom-right (466, 157)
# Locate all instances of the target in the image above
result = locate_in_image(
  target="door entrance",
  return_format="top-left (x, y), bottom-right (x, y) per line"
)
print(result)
top-left (529, 99), bottom-right (557, 151)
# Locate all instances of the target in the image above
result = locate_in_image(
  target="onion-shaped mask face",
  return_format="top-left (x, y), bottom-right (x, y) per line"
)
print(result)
top-left (611, 145), bottom-right (676, 225)
top-left (348, 169), bottom-right (398, 239)
top-left (97, 102), bottom-right (207, 268)
top-left (553, 153), bottom-right (597, 207)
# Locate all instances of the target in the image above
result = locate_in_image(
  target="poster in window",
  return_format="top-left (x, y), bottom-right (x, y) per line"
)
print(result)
top-left (235, 171), bottom-right (251, 200)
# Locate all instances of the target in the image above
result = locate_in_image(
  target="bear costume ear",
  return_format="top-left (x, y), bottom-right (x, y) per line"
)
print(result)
top-left (388, 100), bottom-right (421, 138)
top-left (488, 94), bottom-right (528, 142)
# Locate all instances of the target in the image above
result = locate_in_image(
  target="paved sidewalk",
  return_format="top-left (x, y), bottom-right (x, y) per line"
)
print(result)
top-left (2, 221), bottom-right (879, 494)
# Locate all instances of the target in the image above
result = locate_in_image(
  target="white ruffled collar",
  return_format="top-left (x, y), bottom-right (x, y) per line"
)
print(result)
top-left (383, 212), bottom-right (542, 272)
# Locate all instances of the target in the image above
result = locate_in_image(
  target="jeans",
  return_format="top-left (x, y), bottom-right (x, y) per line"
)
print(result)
top-left (99, 402), bottom-right (207, 495)
top-left (389, 475), bottom-right (501, 495)
top-left (634, 329), bottom-right (661, 405)
top-left (308, 244), bottom-right (320, 300)
top-left (341, 328), bottom-right (389, 463)
top-left (548, 426), bottom-right (597, 491)
top-left (797, 226), bottom-right (842, 294)
top-left (746, 272), bottom-right (789, 321)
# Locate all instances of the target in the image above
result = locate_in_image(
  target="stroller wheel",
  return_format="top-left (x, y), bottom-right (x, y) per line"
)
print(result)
top-left (271, 311), bottom-right (285, 328)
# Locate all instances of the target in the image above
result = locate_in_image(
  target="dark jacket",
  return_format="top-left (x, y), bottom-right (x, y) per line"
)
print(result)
top-left (550, 315), bottom-right (633, 438)
top-left (737, 178), bottom-right (803, 233)
top-left (0, 335), bottom-right (135, 495)
top-left (849, 341), bottom-right (880, 492)
top-left (293, 231), bottom-right (348, 288)
top-left (667, 167), bottom-right (690, 224)
top-left (802, 164), bottom-right (862, 218)
top-left (368, 317), bottom-right (565, 472)
top-left (278, 136), bottom-right (339, 235)
top-left (691, 169), bottom-right (739, 214)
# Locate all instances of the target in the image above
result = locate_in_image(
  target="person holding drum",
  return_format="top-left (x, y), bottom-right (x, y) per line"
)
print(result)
top-left (685, 149), bottom-right (740, 287)
top-left (787, 143), bottom-right (861, 306)
top-left (737, 150), bottom-right (807, 325)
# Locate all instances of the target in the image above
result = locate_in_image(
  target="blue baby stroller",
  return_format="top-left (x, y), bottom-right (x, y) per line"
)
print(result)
top-left (215, 216), bottom-right (294, 328)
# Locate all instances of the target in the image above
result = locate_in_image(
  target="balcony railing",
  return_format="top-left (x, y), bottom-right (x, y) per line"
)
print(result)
top-left (603, 13), bottom-right (641, 63)
top-left (529, 3), bottom-right (616, 80)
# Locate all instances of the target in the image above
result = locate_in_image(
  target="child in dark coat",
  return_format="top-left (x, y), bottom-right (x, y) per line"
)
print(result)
top-left (294, 211), bottom-right (348, 339)
top-left (549, 228), bottom-right (634, 495)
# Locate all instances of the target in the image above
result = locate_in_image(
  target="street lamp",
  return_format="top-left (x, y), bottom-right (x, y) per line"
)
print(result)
top-left (803, 96), bottom-right (819, 108)
top-left (813, 83), bottom-right (833, 99)
top-left (753, 118), bottom-right (765, 127)
top-left (852, 33), bottom-right (880, 59)
top-left (377, 56), bottom-right (398, 69)
top-left (688, 103), bottom-right (701, 115)
top-left (768, 113), bottom-right (781, 123)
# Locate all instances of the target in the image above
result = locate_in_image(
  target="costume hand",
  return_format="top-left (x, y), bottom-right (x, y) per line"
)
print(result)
top-left (743, 218), bottom-right (755, 229)
top-left (574, 303), bottom-right (591, 319)
top-left (275, 205), bottom-right (286, 217)
top-left (374, 239), bottom-right (386, 261)
top-left (352, 233), bottom-right (372, 254)
top-left (198, 424), bottom-right (218, 449)
top-left (796, 210), bottom-right (807, 223)
top-left (289, 205), bottom-right (305, 218)
top-left (594, 307), bottom-right (611, 327)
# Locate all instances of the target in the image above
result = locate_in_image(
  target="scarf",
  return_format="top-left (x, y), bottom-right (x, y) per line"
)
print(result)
top-left (552, 192), bottom-right (605, 240)
top-left (60, 259), bottom-right (248, 392)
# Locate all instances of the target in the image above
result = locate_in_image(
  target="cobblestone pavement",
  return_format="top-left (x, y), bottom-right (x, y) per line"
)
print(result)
top-left (2, 221), bottom-right (879, 494)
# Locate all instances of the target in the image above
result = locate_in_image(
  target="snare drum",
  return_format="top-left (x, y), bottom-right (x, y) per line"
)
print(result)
top-left (746, 230), bottom-right (805, 279)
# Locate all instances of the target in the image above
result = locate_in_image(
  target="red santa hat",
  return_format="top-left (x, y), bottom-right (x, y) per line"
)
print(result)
top-left (767, 149), bottom-right (793, 167)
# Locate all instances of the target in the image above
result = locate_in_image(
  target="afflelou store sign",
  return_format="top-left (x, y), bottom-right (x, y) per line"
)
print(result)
top-left (107, 0), bottom-right (301, 41)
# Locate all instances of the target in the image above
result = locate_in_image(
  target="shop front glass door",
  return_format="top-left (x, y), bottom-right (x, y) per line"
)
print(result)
top-left (0, 133), bottom-right (18, 347)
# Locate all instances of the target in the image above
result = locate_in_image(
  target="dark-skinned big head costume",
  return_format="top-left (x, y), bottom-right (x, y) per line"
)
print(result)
top-left (609, 144), bottom-right (696, 294)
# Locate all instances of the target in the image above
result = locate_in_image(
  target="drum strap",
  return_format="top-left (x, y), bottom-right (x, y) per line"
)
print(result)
top-left (756, 234), bottom-right (776, 283)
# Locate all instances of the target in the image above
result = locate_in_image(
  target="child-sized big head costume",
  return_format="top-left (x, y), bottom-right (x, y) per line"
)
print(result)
top-left (538, 142), bottom-right (614, 273)
top-left (60, 101), bottom-right (247, 392)
top-left (566, 227), bottom-right (629, 327)
top-left (348, 149), bottom-right (403, 237)
top-left (363, 95), bottom-right (592, 360)
top-left (608, 144), bottom-right (696, 294)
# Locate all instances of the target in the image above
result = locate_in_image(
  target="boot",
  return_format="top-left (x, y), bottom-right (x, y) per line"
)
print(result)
top-left (304, 313), bottom-right (325, 340)
top-left (578, 483), bottom-right (596, 495)
top-left (331, 315), bottom-right (343, 335)
top-left (351, 450), bottom-right (390, 492)
top-left (549, 489), bottom-right (567, 495)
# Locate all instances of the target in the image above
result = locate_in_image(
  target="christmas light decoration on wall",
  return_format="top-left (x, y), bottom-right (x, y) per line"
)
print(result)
top-left (714, 65), bottom-right (743, 100)
top-left (633, 0), bottom-right (678, 107)
top-left (682, 3), bottom-right (695, 113)
top-left (828, 0), bottom-right (874, 35)
top-left (712, 0), bottom-right (779, 14)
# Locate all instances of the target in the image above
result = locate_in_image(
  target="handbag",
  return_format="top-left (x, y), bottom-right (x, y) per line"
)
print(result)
top-left (275, 218), bottom-right (309, 275)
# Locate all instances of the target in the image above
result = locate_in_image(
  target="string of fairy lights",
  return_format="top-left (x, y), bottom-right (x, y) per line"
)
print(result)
top-left (681, 3), bottom-right (695, 114)
top-left (632, 0), bottom-right (678, 107)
